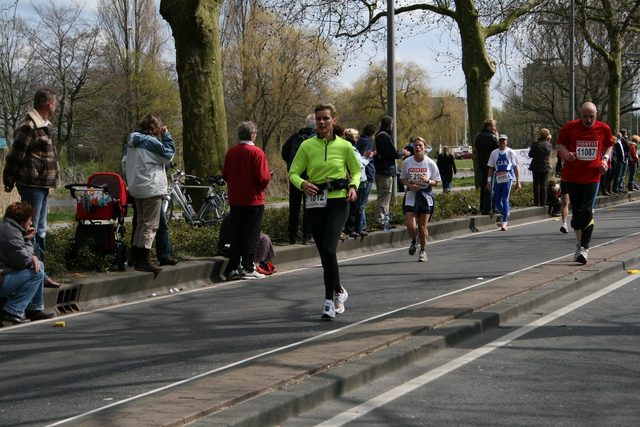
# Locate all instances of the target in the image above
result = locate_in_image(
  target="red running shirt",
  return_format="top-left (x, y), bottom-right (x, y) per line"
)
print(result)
top-left (556, 119), bottom-right (614, 184)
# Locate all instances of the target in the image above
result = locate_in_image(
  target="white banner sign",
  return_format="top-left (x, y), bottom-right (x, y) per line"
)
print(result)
top-left (515, 149), bottom-right (533, 182)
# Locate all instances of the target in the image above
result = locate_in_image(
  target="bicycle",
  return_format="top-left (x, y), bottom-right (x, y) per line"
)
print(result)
top-left (164, 164), bottom-right (229, 227)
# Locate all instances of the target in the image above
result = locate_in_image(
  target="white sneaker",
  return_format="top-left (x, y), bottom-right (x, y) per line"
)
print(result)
top-left (573, 244), bottom-right (582, 262)
top-left (560, 224), bottom-right (568, 233)
top-left (576, 247), bottom-right (588, 264)
top-left (321, 298), bottom-right (336, 319)
top-left (408, 239), bottom-right (418, 256)
top-left (418, 250), bottom-right (427, 262)
top-left (334, 287), bottom-right (348, 314)
top-left (501, 222), bottom-right (508, 231)
top-left (240, 268), bottom-right (265, 280)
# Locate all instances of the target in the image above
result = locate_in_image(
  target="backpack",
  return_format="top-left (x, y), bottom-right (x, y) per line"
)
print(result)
top-left (281, 129), bottom-right (312, 170)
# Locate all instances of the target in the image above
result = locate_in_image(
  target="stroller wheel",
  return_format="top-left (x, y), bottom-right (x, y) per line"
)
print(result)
top-left (116, 242), bottom-right (129, 271)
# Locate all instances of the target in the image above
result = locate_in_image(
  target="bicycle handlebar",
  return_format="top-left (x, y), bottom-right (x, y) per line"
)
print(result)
top-left (169, 168), bottom-right (225, 187)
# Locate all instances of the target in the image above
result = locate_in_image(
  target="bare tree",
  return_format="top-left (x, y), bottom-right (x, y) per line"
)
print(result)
top-left (99, 0), bottom-right (166, 73)
top-left (576, 0), bottom-right (640, 133)
top-left (501, 0), bottom-right (640, 141)
top-left (95, 0), bottom-right (180, 155)
top-left (27, 0), bottom-right (101, 158)
top-left (221, 0), bottom-right (336, 153)
top-left (335, 61), bottom-right (465, 149)
top-left (0, 3), bottom-right (38, 141)
top-left (270, 0), bottom-right (547, 187)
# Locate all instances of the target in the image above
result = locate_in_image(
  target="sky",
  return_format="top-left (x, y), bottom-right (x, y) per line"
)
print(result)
top-left (337, 29), bottom-right (468, 96)
top-left (13, 0), bottom-right (501, 106)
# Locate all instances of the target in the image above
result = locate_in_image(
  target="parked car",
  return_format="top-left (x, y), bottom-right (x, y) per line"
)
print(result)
top-left (457, 152), bottom-right (473, 160)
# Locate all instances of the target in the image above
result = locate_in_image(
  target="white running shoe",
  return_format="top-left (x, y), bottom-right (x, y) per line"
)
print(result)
top-left (576, 247), bottom-right (589, 264)
top-left (409, 239), bottom-right (418, 256)
top-left (560, 224), bottom-right (568, 233)
top-left (573, 244), bottom-right (582, 262)
top-left (240, 268), bottom-right (265, 280)
top-left (334, 287), bottom-right (348, 314)
top-left (501, 222), bottom-right (508, 231)
top-left (418, 250), bottom-right (427, 262)
top-left (321, 298), bottom-right (336, 319)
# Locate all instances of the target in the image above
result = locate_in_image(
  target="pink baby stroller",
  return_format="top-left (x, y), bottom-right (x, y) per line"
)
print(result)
top-left (64, 173), bottom-right (129, 271)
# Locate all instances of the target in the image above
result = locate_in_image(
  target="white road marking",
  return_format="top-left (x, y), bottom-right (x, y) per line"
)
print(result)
top-left (314, 273), bottom-right (640, 427)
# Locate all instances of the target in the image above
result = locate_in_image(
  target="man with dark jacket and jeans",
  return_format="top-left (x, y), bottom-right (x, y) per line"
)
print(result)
top-left (281, 114), bottom-right (315, 244)
top-left (475, 119), bottom-right (499, 215)
top-left (374, 116), bottom-right (410, 226)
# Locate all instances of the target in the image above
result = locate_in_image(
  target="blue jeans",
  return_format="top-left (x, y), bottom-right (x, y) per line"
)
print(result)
top-left (0, 262), bottom-right (45, 316)
top-left (442, 180), bottom-right (453, 192)
top-left (613, 161), bottom-right (626, 193)
top-left (627, 163), bottom-right (637, 189)
top-left (16, 184), bottom-right (49, 261)
top-left (356, 181), bottom-right (372, 231)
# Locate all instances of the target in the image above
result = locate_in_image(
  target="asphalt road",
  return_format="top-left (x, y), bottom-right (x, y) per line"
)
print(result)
top-left (282, 268), bottom-right (640, 426)
top-left (1, 201), bottom-right (639, 426)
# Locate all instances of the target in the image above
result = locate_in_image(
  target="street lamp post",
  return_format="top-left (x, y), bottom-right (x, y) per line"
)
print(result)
top-left (387, 0), bottom-right (398, 199)
top-left (569, 0), bottom-right (575, 121)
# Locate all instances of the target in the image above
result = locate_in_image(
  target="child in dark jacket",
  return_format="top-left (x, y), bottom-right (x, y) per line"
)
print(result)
top-left (546, 177), bottom-right (561, 217)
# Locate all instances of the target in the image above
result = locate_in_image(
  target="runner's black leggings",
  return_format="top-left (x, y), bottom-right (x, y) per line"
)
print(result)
top-left (306, 198), bottom-right (349, 300)
top-left (566, 181), bottom-right (599, 248)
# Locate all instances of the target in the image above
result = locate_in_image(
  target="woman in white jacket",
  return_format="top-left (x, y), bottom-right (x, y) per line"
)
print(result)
top-left (122, 115), bottom-right (175, 272)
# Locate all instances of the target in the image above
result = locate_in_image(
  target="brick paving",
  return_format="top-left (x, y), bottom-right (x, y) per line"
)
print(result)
top-left (64, 235), bottom-right (640, 427)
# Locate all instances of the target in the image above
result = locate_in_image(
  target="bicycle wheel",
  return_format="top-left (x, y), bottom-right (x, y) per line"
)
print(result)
top-left (201, 196), bottom-right (227, 224)
top-left (217, 191), bottom-right (229, 218)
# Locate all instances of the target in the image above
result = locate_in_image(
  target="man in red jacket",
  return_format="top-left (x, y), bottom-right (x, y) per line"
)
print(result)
top-left (222, 121), bottom-right (271, 280)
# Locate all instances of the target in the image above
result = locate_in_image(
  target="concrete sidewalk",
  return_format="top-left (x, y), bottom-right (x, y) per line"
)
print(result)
top-left (49, 194), bottom-right (640, 427)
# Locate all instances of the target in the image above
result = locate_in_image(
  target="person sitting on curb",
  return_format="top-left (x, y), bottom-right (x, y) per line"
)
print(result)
top-left (546, 178), bottom-right (562, 217)
top-left (216, 214), bottom-right (277, 276)
top-left (0, 201), bottom-right (54, 324)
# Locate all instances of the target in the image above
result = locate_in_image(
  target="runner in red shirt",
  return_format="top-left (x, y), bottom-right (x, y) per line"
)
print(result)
top-left (556, 102), bottom-right (614, 264)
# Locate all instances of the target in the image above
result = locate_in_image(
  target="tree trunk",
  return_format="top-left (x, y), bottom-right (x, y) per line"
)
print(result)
top-left (456, 0), bottom-right (496, 188)
top-left (160, 0), bottom-right (228, 179)
top-left (605, 26), bottom-right (623, 133)
top-left (607, 54), bottom-right (622, 134)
